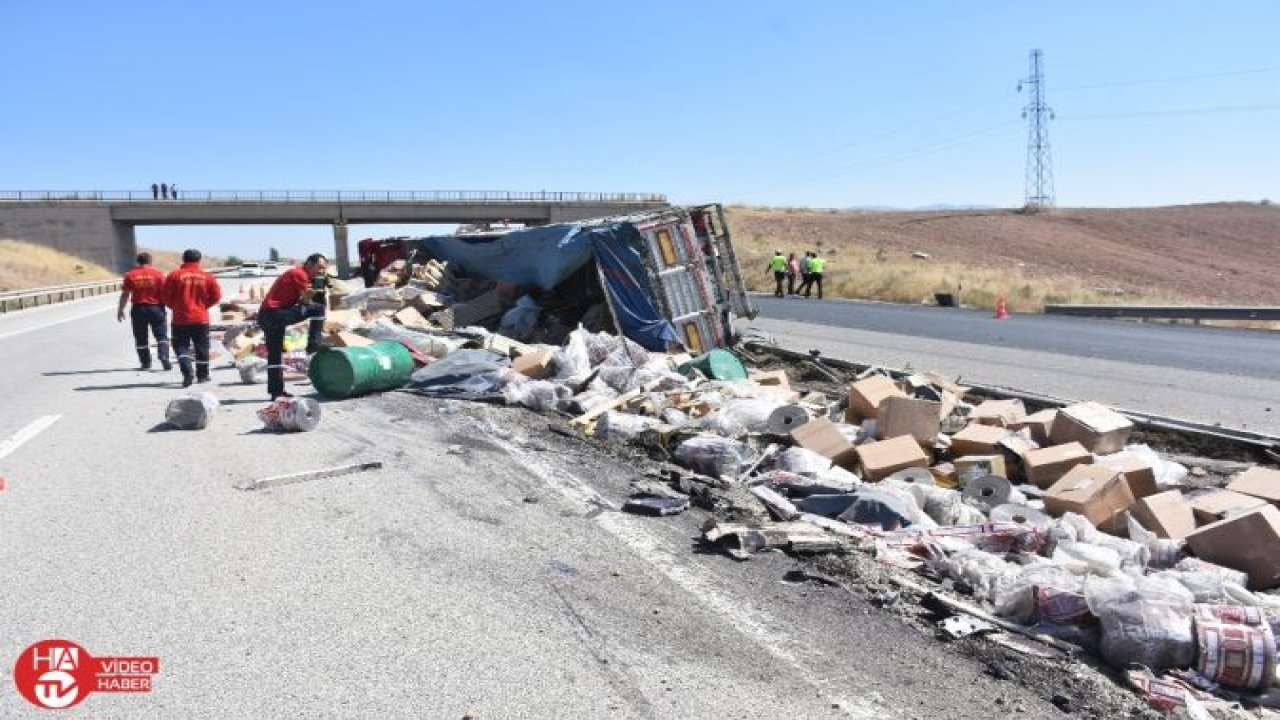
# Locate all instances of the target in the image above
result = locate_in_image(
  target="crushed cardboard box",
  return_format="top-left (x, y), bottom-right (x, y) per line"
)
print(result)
top-left (875, 396), bottom-right (941, 447)
top-left (1130, 490), bottom-right (1197, 540)
top-left (857, 435), bottom-right (930, 482)
top-left (1044, 464), bottom-right (1135, 534)
top-left (970, 399), bottom-right (1026, 427)
top-left (1049, 402), bottom-right (1133, 455)
top-left (1226, 466), bottom-right (1280, 507)
top-left (950, 423), bottom-right (1012, 457)
top-left (1185, 488), bottom-right (1269, 526)
top-left (847, 375), bottom-right (905, 421)
top-left (1093, 451), bottom-right (1158, 500)
top-left (1185, 505), bottom-right (1280, 590)
top-left (790, 418), bottom-right (859, 470)
top-left (512, 350), bottom-right (554, 379)
top-left (1024, 442), bottom-right (1093, 489)
top-left (1009, 408), bottom-right (1056, 445)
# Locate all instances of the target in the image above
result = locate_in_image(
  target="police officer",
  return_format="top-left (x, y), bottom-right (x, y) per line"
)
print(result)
top-left (162, 249), bottom-right (223, 386)
top-left (117, 252), bottom-right (171, 370)
top-left (258, 253), bottom-right (329, 400)
top-left (766, 250), bottom-right (787, 298)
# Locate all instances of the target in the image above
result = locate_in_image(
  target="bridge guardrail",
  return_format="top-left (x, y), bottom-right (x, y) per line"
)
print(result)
top-left (0, 190), bottom-right (668, 204)
top-left (0, 267), bottom-right (236, 315)
top-left (1043, 304), bottom-right (1280, 321)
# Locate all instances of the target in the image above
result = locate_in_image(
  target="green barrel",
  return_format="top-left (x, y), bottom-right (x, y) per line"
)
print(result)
top-left (677, 349), bottom-right (748, 381)
top-left (308, 340), bottom-right (415, 399)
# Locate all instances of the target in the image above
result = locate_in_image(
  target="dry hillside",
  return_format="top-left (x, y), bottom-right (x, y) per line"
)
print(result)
top-left (0, 239), bottom-right (116, 292)
top-left (728, 203), bottom-right (1280, 308)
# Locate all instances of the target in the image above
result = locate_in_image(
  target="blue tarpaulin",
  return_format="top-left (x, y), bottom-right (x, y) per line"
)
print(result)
top-left (416, 222), bottom-right (678, 351)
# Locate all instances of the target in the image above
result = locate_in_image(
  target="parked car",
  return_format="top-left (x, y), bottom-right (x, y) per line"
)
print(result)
top-left (238, 262), bottom-right (264, 277)
top-left (262, 262), bottom-right (280, 274)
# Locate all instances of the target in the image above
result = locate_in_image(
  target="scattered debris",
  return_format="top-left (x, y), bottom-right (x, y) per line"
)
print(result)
top-left (165, 392), bottom-right (220, 430)
top-left (236, 461), bottom-right (384, 491)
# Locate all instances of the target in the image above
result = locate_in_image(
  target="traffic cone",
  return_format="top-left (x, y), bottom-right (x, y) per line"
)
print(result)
top-left (994, 296), bottom-right (1010, 320)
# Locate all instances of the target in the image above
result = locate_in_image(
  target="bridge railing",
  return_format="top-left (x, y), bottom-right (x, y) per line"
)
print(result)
top-left (0, 190), bottom-right (668, 204)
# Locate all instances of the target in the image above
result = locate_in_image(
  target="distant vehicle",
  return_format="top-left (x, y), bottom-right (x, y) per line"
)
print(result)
top-left (238, 262), bottom-right (264, 277)
top-left (262, 262), bottom-right (281, 273)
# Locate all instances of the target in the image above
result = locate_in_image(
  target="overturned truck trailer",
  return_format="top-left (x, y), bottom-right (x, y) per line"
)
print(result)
top-left (414, 204), bottom-right (756, 353)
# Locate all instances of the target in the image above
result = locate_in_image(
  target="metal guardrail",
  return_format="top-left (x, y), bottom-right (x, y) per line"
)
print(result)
top-left (0, 190), bottom-right (668, 204)
top-left (0, 267), bottom-right (237, 314)
top-left (1044, 304), bottom-right (1280, 321)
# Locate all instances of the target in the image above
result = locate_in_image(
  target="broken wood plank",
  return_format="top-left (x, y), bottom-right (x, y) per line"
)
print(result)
top-left (236, 461), bottom-right (384, 491)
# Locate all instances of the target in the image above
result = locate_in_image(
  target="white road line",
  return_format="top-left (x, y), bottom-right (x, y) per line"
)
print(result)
top-left (0, 415), bottom-right (61, 461)
top-left (0, 305), bottom-right (112, 341)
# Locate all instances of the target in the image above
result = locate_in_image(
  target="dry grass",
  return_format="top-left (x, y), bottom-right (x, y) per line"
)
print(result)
top-left (0, 239), bottom-right (116, 292)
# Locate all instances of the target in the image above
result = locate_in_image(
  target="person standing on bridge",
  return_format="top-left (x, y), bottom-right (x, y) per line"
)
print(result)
top-left (117, 252), bottom-right (171, 371)
top-left (766, 250), bottom-right (787, 298)
top-left (258, 253), bottom-right (329, 400)
top-left (160, 183), bottom-right (169, 200)
top-left (151, 183), bottom-right (159, 200)
top-left (163, 249), bottom-right (222, 387)
top-left (170, 183), bottom-right (178, 200)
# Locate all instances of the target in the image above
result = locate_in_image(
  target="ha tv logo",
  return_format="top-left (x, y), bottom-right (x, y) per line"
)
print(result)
top-left (13, 639), bottom-right (160, 710)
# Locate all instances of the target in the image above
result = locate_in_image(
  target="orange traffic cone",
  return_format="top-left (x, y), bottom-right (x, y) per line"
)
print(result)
top-left (994, 297), bottom-right (1010, 320)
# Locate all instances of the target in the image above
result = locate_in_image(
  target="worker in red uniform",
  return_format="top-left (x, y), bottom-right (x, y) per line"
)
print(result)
top-left (117, 252), bottom-right (171, 370)
top-left (162, 249), bottom-right (222, 387)
top-left (258, 253), bottom-right (329, 400)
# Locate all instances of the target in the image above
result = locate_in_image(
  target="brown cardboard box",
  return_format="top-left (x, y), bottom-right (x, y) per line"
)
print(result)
top-left (970, 399), bottom-right (1026, 427)
top-left (1044, 464), bottom-right (1136, 533)
top-left (1049, 401), bottom-right (1134, 454)
top-left (326, 331), bottom-right (374, 348)
top-left (394, 306), bottom-right (433, 331)
top-left (856, 435), bottom-right (930, 482)
top-left (998, 430), bottom-right (1040, 482)
top-left (750, 369), bottom-right (801, 404)
top-left (875, 396), bottom-right (941, 446)
top-left (954, 455), bottom-right (1008, 486)
top-left (950, 423), bottom-right (1012, 457)
top-left (1130, 490), bottom-right (1197, 539)
top-left (323, 309), bottom-right (363, 334)
top-left (1009, 408), bottom-right (1057, 445)
top-left (1024, 442), bottom-right (1093, 489)
top-left (1185, 505), bottom-right (1280, 590)
top-left (220, 310), bottom-right (246, 324)
top-left (847, 375), bottom-right (906, 421)
top-left (790, 418), bottom-right (860, 470)
top-left (511, 350), bottom-right (554, 379)
top-left (1185, 488), bottom-right (1268, 526)
top-left (1227, 467), bottom-right (1280, 507)
top-left (1094, 451), bottom-right (1158, 499)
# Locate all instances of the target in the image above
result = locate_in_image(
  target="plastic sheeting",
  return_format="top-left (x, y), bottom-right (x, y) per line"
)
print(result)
top-left (586, 224), bottom-right (680, 351)
top-left (417, 224), bottom-right (595, 291)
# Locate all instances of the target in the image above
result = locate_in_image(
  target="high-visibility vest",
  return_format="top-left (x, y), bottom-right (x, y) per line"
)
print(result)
top-left (769, 255), bottom-right (787, 271)
top-left (808, 257), bottom-right (826, 273)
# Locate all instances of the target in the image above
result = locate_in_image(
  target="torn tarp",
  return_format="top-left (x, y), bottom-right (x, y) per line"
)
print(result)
top-left (417, 224), bottom-right (595, 291)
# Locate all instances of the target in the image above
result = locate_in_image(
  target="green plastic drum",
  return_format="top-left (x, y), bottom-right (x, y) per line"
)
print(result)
top-left (308, 340), bottom-right (415, 399)
top-left (678, 349), bottom-right (748, 381)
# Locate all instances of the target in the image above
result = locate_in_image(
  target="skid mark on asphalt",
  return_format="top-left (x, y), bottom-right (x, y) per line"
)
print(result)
top-left (493, 434), bottom-right (882, 719)
top-left (550, 582), bottom-right (659, 720)
top-left (0, 415), bottom-right (61, 461)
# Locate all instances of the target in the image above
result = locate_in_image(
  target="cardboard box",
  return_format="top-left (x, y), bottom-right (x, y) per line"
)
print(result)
top-left (1185, 505), bottom-right (1280, 590)
top-left (1130, 490), bottom-right (1197, 540)
top-left (1044, 464), bottom-right (1136, 534)
top-left (1009, 408), bottom-right (1057, 445)
top-left (1049, 401), bottom-right (1134, 454)
top-left (970, 399), bottom-right (1026, 427)
top-left (220, 310), bottom-right (246, 324)
top-left (930, 462), bottom-right (958, 488)
top-left (998, 430), bottom-right (1039, 482)
top-left (511, 350), bottom-right (554, 379)
top-left (875, 396), bottom-right (941, 446)
top-left (750, 369), bottom-right (801, 404)
top-left (847, 375), bottom-right (906, 421)
top-left (954, 455), bottom-right (1007, 486)
top-left (790, 418), bottom-right (860, 470)
top-left (856, 435), bottom-right (930, 482)
top-left (1185, 488), bottom-right (1269, 526)
top-left (1094, 451), bottom-right (1158, 500)
top-left (950, 423), bottom-right (1012, 457)
top-left (323, 309), bottom-right (364, 334)
top-left (326, 331), bottom-right (374, 348)
top-left (1024, 442), bottom-right (1093, 489)
top-left (1227, 466), bottom-right (1280, 507)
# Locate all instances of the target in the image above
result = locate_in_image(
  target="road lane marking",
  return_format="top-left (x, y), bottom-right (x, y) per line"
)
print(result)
top-left (0, 415), bottom-right (61, 461)
top-left (0, 305), bottom-right (112, 341)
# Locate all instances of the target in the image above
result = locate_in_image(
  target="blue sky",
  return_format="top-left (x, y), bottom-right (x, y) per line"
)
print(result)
top-left (3, 1), bottom-right (1277, 259)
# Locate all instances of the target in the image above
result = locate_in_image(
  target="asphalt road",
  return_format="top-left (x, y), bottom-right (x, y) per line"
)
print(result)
top-left (749, 296), bottom-right (1280, 434)
top-left (0, 285), bottom-right (1071, 718)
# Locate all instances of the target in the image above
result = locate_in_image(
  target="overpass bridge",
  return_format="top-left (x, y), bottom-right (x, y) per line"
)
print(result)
top-left (0, 190), bottom-right (669, 274)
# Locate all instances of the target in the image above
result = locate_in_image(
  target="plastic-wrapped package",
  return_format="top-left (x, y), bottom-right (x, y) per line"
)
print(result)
top-left (817, 465), bottom-right (863, 489)
top-left (888, 479), bottom-right (986, 527)
top-left (1053, 540), bottom-right (1124, 577)
top-left (341, 286), bottom-right (401, 309)
top-left (1125, 444), bottom-right (1189, 489)
top-left (1085, 575), bottom-right (1196, 670)
top-left (994, 563), bottom-right (1087, 624)
top-left (674, 436), bottom-right (757, 478)
top-left (775, 447), bottom-right (832, 476)
top-left (165, 392), bottom-right (220, 430)
top-left (586, 331), bottom-right (650, 368)
top-left (553, 328), bottom-right (592, 381)
top-left (1174, 557), bottom-right (1251, 587)
top-left (660, 408), bottom-right (691, 427)
top-left (698, 398), bottom-right (783, 437)
top-left (236, 356), bottom-right (268, 384)
top-left (940, 547), bottom-right (1020, 604)
top-left (596, 411), bottom-right (662, 444)
top-left (498, 296), bottom-right (540, 341)
top-left (256, 397), bottom-right (321, 432)
top-left (566, 385), bottom-right (619, 416)
top-left (1057, 513), bottom-right (1149, 570)
top-left (1126, 514), bottom-right (1185, 569)
top-left (850, 481), bottom-right (938, 531)
top-left (365, 320), bottom-right (463, 359)
top-left (408, 349), bottom-right (509, 396)
top-left (502, 379), bottom-right (571, 412)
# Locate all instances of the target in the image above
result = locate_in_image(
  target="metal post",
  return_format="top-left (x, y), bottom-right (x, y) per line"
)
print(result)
top-left (333, 219), bottom-right (350, 278)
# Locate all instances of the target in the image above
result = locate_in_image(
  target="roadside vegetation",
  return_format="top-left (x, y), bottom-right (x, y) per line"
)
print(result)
top-left (0, 238), bottom-right (115, 292)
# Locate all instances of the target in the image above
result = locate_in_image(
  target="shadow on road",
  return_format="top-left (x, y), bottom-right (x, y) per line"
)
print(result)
top-left (44, 368), bottom-right (140, 377)
top-left (74, 382), bottom-right (176, 391)
top-left (146, 422), bottom-right (179, 433)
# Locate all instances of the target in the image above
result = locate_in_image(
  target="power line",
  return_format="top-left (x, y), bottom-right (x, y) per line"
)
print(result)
top-left (1055, 64), bottom-right (1280, 92)
top-left (1059, 102), bottom-right (1280, 121)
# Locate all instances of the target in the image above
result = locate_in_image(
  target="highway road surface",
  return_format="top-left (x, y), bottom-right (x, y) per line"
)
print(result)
top-left (0, 283), bottom-right (1088, 718)
top-left (749, 295), bottom-right (1280, 435)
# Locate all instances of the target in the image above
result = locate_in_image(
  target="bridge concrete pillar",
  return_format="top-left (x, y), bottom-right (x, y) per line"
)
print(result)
top-left (332, 219), bottom-right (350, 277)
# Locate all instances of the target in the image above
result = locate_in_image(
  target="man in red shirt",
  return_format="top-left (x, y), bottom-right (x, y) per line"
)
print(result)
top-left (162, 249), bottom-right (223, 387)
top-left (117, 252), bottom-right (171, 371)
top-left (258, 253), bottom-right (329, 399)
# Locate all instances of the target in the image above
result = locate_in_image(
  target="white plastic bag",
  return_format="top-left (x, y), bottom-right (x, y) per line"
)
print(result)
top-left (502, 380), bottom-right (570, 412)
top-left (596, 411), bottom-right (661, 444)
top-left (940, 547), bottom-right (1019, 604)
top-left (498, 295), bottom-right (540, 341)
top-left (554, 328), bottom-right (593, 382)
top-left (1126, 443), bottom-right (1189, 488)
top-left (1085, 575), bottom-right (1196, 670)
top-left (674, 436), bottom-right (757, 478)
top-left (775, 447), bottom-right (832, 476)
